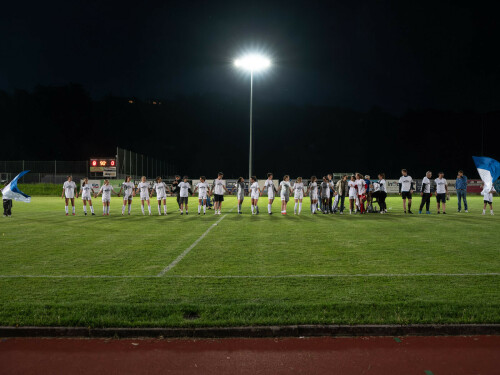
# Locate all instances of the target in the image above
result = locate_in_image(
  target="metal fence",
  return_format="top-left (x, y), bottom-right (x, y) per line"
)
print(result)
top-left (0, 160), bottom-right (88, 184)
top-left (116, 147), bottom-right (177, 180)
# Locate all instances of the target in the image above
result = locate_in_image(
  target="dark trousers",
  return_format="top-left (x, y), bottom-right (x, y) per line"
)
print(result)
top-left (374, 191), bottom-right (387, 211)
top-left (339, 195), bottom-right (346, 212)
top-left (328, 197), bottom-right (333, 212)
top-left (176, 194), bottom-right (181, 208)
top-left (3, 199), bottom-right (12, 216)
top-left (419, 193), bottom-right (431, 211)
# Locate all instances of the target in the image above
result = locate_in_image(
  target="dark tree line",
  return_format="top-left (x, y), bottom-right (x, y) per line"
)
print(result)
top-left (0, 84), bottom-right (498, 179)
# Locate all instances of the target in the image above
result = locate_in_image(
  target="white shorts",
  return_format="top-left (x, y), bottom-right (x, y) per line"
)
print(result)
top-left (310, 193), bottom-right (318, 200)
top-left (280, 194), bottom-right (289, 202)
top-left (268, 192), bottom-right (275, 200)
top-left (140, 194), bottom-right (150, 201)
top-left (102, 197), bottom-right (111, 203)
top-left (65, 193), bottom-right (75, 199)
top-left (251, 193), bottom-right (260, 200)
top-left (349, 193), bottom-right (357, 199)
top-left (198, 193), bottom-right (207, 200)
top-left (123, 193), bottom-right (133, 201)
top-left (157, 194), bottom-right (166, 201)
top-left (294, 192), bottom-right (304, 200)
top-left (237, 193), bottom-right (245, 201)
top-left (82, 195), bottom-right (92, 201)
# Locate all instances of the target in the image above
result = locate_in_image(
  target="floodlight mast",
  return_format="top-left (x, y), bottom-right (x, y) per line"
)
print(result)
top-left (234, 55), bottom-right (271, 183)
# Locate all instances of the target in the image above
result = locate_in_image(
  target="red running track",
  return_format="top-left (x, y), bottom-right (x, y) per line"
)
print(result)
top-left (1, 336), bottom-right (498, 374)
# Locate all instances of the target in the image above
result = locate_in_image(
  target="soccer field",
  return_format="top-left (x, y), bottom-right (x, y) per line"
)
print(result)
top-left (0, 195), bottom-right (499, 328)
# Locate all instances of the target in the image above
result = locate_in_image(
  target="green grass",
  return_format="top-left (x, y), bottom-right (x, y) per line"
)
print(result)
top-left (0, 195), bottom-right (498, 327)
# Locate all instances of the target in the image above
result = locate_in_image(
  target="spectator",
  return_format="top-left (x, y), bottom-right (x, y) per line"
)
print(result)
top-left (455, 170), bottom-right (468, 213)
top-left (172, 175), bottom-right (181, 210)
top-left (335, 175), bottom-right (348, 214)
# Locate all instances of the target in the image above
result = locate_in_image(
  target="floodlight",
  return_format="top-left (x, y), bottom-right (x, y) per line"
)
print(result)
top-left (234, 54), bottom-right (271, 72)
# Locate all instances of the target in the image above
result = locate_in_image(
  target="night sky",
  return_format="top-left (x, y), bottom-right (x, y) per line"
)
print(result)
top-left (1, 1), bottom-right (499, 177)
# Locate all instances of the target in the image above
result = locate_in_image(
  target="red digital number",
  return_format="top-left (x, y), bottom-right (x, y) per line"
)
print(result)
top-left (91, 160), bottom-right (97, 166)
top-left (110, 160), bottom-right (115, 167)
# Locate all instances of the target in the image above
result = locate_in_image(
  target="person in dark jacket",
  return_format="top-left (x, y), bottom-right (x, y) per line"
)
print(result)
top-left (171, 175), bottom-right (181, 210)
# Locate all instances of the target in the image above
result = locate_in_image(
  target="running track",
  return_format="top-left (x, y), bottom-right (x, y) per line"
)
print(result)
top-left (1, 336), bottom-right (498, 374)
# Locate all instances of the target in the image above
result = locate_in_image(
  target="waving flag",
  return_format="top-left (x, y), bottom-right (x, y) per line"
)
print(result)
top-left (472, 156), bottom-right (500, 194)
top-left (1, 170), bottom-right (31, 203)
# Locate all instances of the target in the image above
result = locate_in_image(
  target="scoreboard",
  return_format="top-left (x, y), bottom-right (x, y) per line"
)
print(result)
top-left (89, 158), bottom-right (117, 177)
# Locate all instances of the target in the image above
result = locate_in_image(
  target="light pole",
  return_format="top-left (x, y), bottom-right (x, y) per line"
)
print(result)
top-left (234, 54), bottom-right (271, 182)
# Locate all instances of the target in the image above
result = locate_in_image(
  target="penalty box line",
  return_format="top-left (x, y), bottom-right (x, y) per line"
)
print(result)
top-left (0, 273), bottom-right (499, 279)
top-left (156, 206), bottom-right (235, 277)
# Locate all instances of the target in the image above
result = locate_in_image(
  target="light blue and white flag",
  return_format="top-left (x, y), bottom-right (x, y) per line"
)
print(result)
top-left (1, 170), bottom-right (31, 203)
top-left (472, 156), bottom-right (500, 194)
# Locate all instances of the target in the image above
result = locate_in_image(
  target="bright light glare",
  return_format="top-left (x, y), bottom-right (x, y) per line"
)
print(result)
top-left (234, 54), bottom-right (271, 71)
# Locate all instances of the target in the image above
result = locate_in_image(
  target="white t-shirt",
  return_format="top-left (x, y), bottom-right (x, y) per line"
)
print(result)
top-left (421, 177), bottom-right (431, 194)
top-left (309, 181), bottom-right (318, 196)
top-left (213, 179), bottom-right (225, 195)
top-left (294, 182), bottom-right (304, 197)
top-left (99, 184), bottom-right (114, 200)
top-left (63, 181), bottom-right (76, 198)
top-left (264, 179), bottom-right (275, 195)
top-left (178, 182), bottom-right (190, 197)
top-left (137, 182), bottom-right (150, 198)
top-left (153, 182), bottom-right (167, 197)
top-left (482, 186), bottom-right (496, 202)
top-left (348, 180), bottom-right (357, 196)
top-left (280, 181), bottom-right (291, 196)
top-left (399, 175), bottom-right (413, 192)
top-left (122, 182), bottom-right (135, 197)
top-left (355, 179), bottom-right (366, 195)
top-left (435, 178), bottom-right (447, 194)
top-left (81, 184), bottom-right (92, 198)
top-left (378, 179), bottom-right (387, 193)
top-left (196, 182), bottom-right (209, 197)
top-left (250, 182), bottom-right (260, 196)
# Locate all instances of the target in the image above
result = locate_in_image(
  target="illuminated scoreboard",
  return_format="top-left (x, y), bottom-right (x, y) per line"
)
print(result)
top-left (89, 158), bottom-right (117, 177)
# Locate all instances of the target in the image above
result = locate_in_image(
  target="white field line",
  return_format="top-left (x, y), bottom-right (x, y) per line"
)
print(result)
top-left (157, 207), bottom-right (234, 277)
top-left (0, 273), bottom-right (498, 279)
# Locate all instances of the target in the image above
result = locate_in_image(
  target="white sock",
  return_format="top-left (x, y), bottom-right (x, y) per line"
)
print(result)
top-left (198, 204), bottom-right (201, 214)
top-left (238, 204), bottom-right (242, 212)
top-left (268, 204), bottom-right (272, 213)
top-left (65, 206), bottom-right (68, 214)
top-left (158, 205), bottom-right (161, 215)
top-left (164, 205), bottom-right (167, 214)
top-left (128, 204), bottom-right (131, 214)
top-left (103, 206), bottom-right (106, 214)
top-left (491, 210), bottom-right (494, 214)
top-left (83, 206), bottom-right (87, 214)
top-left (72, 206), bottom-right (75, 214)
top-left (122, 204), bottom-right (125, 214)
top-left (294, 202), bottom-right (297, 213)
top-left (141, 205), bottom-right (145, 215)
top-left (90, 205), bottom-right (94, 214)
top-left (148, 205), bottom-right (151, 214)
top-left (203, 204), bottom-right (206, 213)
top-left (299, 202), bottom-right (302, 214)
top-left (251, 205), bottom-right (254, 214)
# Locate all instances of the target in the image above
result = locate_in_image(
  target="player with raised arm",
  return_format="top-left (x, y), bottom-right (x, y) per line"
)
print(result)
top-left (419, 171), bottom-right (432, 214)
top-left (435, 172), bottom-right (448, 214)
top-left (293, 177), bottom-right (305, 215)
top-left (178, 176), bottom-right (191, 215)
top-left (348, 175), bottom-right (357, 214)
top-left (264, 173), bottom-right (276, 215)
top-left (211, 172), bottom-right (230, 215)
top-left (193, 176), bottom-right (210, 215)
top-left (119, 176), bottom-right (135, 215)
top-left (151, 176), bottom-right (170, 215)
top-left (79, 177), bottom-right (95, 216)
top-left (95, 179), bottom-right (117, 215)
top-left (136, 176), bottom-right (151, 216)
top-left (278, 175), bottom-right (293, 215)
top-left (249, 176), bottom-right (262, 215)
top-left (398, 169), bottom-right (414, 214)
top-left (307, 176), bottom-right (318, 214)
top-left (233, 177), bottom-right (245, 214)
top-left (62, 176), bottom-right (78, 216)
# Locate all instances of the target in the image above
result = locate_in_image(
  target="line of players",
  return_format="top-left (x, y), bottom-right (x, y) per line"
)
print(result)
top-left (61, 169), bottom-right (496, 216)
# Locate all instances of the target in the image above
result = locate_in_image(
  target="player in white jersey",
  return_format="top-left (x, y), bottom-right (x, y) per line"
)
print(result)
top-left (249, 176), bottom-right (262, 215)
top-left (278, 175), bottom-right (293, 215)
top-left (355, 173), bottom-right (367, 214)
top-left (348, 175), bottom-right (357, 214)
top-left (306, 176), bottom-right (319, 214)
top-left (119, 176), bottom-right (135, 215)
top-left (481, 183), bottom-right (495, 215)
top-left (136, 176), bottom-right (151, 215)
top-left (178, 176), bottom-right (192, 215)
top-left (193, 176), bottom-right (210, 215)
top-left (210, 172), bottom-right (231, 215)
top-left (95, 179), bottom-right (117, 215)
top-left (319, 176), bottom-right (331, 214)
top-left (151, 176), bottom-right (170, 215)
top-left (419, 171), bottom-right (432, 214)
top-left (232, 177), bottom-right (246, 214)
top-left (398, 169), bottom-right (414, 214)
top-left (376, 173), bottom-right (387, 214)
top-left (293, 177), bottom-right (305, 215)
top-left (264, 173), bottom-right (276, 215)
top-left (78, 177), bottom-right (95, 216)
top-left (62, 176), bottom-right (78, 216)
top-left (434, 172), bottom-right (448, 214)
